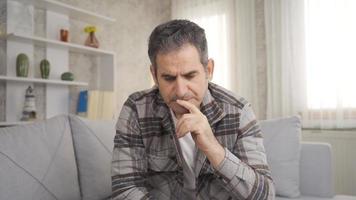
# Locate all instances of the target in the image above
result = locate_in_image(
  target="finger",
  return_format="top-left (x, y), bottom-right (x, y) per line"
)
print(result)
top-left (177, 130), bottom-right (189, 138)
top-left (176, 116), bottom-right (191, 138)
top-left (175, 114), bottom-right (190, 131)
top-left (176, 100), bottom-right (200, 114)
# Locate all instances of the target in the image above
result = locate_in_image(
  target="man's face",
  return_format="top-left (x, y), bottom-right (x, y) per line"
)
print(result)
top-left (151, 44), bottom-right (214, 117)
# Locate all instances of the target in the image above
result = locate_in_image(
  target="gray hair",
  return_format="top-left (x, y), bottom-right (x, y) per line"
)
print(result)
top-left (148, 19), bottom-right (208, 70)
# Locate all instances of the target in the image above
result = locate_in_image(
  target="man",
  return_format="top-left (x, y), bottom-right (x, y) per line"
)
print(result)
top-left (112, 19), bottom-right (275, 200)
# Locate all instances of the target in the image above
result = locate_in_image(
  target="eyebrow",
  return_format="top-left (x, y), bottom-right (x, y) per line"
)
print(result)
top-left (161, 70), bottom-right (199, 78)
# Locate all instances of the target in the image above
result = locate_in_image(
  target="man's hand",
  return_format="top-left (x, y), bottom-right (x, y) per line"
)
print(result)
top-left (175, 99), bottom-right (225, 168)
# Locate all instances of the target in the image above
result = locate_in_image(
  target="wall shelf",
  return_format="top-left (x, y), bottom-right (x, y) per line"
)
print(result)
top-left (0, 121), bottom-right (33, 127)
top-left (6, 33), bottom-right (115, 56)
top-left (1, 0), bottom-right (116, 125)
top-left (11, 0), bottom-right (116, 24)
top-left (0, 75), bottom-right (88, 86)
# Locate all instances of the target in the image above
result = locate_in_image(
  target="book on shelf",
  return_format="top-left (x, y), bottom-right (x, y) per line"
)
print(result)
top-left (77, 90), bottom-right (88, 117)
top-left (76, 90), bottom-right (114, 120)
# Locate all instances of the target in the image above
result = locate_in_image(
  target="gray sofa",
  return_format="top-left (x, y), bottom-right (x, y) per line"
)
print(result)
top-left (260, 116), bottom-right (355, 200)
top-left (0, 115), bottom-right (116, 200)
top-left (274, 142), bottom-right (354, 200)
top-left (0, 115), bottom-right (355, 200)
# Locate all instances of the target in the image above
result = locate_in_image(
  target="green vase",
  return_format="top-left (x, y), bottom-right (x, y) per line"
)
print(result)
top-left (61, 72), bottom-right (74, 81)
top-left (40, 59), bottom-right (50, 79)
top-left (16, 53), bottom-right (29, 77)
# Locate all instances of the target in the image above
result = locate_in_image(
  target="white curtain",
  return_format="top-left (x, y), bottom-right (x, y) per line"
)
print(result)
top-left (234, 0), bottom-right (262, 118)
top-left (265, 0), bottom-right (356, 129)
top-left (264, 0), bottom-right (307, 118)
top-left (171, 0), bottom-right (236, 91)
top-left (171, 0), bottom-right (264, 118)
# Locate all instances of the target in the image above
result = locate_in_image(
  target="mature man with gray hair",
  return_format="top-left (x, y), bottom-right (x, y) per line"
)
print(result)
top-left (112, 19), bottom-right (275, 200)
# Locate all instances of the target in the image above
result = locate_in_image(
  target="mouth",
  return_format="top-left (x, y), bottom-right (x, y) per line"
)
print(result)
top-left (169, 101), bottom-right (190, 115)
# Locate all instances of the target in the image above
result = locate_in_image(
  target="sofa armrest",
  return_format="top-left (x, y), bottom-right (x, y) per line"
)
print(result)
top-left (300, 142), bottom-right (334, 197)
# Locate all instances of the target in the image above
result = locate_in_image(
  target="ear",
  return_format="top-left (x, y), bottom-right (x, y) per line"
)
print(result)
top-left (150, 65), bottom-right (158, 85)
top-left (206, 59), bottom-right (214, 81)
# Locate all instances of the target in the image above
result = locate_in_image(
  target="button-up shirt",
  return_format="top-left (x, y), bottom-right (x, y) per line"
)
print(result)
top-left (112, 83), bottom-right (275, 200)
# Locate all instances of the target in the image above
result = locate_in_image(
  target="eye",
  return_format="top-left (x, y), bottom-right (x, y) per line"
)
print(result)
top-left (185, 74), bottom-right (195, 80)
top-left (163, 76), bottom-right (176, 82)
top-left (184, 72), bottom-right (197, 80)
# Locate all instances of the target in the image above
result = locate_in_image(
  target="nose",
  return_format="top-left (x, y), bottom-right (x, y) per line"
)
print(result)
top-left (175, 77), bottom-right (188, 98)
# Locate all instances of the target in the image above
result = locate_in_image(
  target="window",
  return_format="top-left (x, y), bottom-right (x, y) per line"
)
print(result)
top-left (171, 0), bottom-right (235, 91)
top-left (191, 14), bottom-right (230, 89)
top-left (305, 0), bottom-right (356, 110)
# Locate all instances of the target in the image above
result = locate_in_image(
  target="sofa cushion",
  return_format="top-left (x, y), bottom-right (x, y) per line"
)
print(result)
top-left (260, 116), bottom-right (302, 198)
top-left (69, 115), bottom-right (116, 200)
top-left (0, 115), bottom-right (81, 200)
top-left (276, 195), bottom-right (356, 200)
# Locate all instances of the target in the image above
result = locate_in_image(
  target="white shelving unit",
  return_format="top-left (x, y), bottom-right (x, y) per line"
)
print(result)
top-left (0, 0), bottom-right (116, 125)
top-left (6, 33), bottom-right (115, 56)
top-left (0, 121), bottom-right (33, 127)
top-left (0, 75), bottom-right (88, 86)
top-left (10, 0), bottom-right (116, 24)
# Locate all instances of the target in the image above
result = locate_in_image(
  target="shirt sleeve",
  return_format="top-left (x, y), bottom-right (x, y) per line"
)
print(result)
top-left (214, 103), bottom-right (276, 200)
top-left (111, 98), bottom-right (152, 200)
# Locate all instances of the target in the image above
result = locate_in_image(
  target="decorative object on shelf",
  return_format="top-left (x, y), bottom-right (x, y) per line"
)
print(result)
top-left (77, 90), bottom-right (88, 117)
top-left (60, 28), bottom-right (69, 42)
top-left (16, 53), bottom-right (29, 77)
top-left (61, 72), bottom-right (74, 81)
top-left (21, 86), bottom-right (37, 121)
top-left (40, 59), bottom-right (50, 79)
top-left (84, 25), bottom-right (99, 48)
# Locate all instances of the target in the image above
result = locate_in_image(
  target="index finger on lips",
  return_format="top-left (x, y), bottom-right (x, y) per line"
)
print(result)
top-left (176, 100), bottom-right (199, 114)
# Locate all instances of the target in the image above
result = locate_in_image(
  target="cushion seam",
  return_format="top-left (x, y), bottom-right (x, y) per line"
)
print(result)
top-left (73, 116), bottom-right (112, 155)
top-left (0, 151), bottom-right (58, 200)
top-left (68, 116), bottom-right (84, 199)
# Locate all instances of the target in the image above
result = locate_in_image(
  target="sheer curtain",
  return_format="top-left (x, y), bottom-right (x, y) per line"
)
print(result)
top-left (265, 0), bottom-right (356, 128)
top-left (264, 0), bottom-right (307, 118)
top-left (303, 0), bottom-right (356, 128)
top-left (171, 0), bottom-right (236, 91)
top-left (234, 0), bottom-right (262, 118)
top-left (171, 0), bottom-right (263, 117)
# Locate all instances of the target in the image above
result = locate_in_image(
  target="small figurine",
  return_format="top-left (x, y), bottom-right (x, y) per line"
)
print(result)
top-left (21, 86), bottom-right (37, 121)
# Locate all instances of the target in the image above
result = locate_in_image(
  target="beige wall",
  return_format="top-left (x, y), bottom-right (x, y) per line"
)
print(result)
top-left (55, 0), bottom-right (171, 116)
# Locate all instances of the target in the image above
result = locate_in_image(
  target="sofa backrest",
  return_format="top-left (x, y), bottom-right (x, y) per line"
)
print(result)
top-left (0, 115), bottom-right (81, 200)
top-left (260, 116), bottom-right (302, 198)
top-left (69, 115), bottom-right (116, 200)
top-left (299, 142), bottom-right (334, 197)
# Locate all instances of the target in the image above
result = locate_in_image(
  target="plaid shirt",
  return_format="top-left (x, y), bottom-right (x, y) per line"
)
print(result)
top-left (112, 83), bottom-right (275, 200)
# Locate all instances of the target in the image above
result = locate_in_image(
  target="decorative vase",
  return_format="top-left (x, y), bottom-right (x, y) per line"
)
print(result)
top-left (60, 29), bottom-right (69, 42)
top-left (85, 32), bottom-right (99, 48)
top-left (61, 72), bottom-right (74, 81)
top-left (40, 59), bottom-right (50, 79)
top-left (16, 53), bottom-right (29, 77)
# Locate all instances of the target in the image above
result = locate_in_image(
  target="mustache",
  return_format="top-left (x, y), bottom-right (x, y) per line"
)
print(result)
top-left (170, 94), bottom-right (193, 102)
